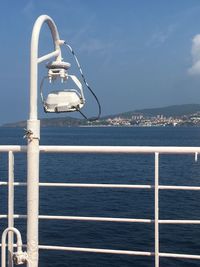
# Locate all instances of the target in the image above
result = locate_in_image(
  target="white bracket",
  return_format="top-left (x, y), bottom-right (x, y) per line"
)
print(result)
top-left (1, 227), bottom-right (28, 267)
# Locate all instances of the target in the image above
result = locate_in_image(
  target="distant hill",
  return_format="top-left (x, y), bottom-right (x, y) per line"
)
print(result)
top-left (134, 104), bottom-right (200, 117)
top-left (3, 117), bottom-right (84, 128)
top-left (114, 104), bottom-right (200, 118)
top-left (3, 104), bottom-right (200, 127)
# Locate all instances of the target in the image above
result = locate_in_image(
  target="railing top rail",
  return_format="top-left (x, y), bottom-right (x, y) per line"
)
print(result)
top-left (1, 145), bottom-right (200, 154)
top-left (0, 145), bottom-right (26, 152)
top-left (39, 145), bottom-right (200, 154)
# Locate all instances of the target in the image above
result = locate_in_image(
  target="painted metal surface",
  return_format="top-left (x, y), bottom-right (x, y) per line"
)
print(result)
top-left (1, 227), bottom-right (27, 267)
top-left (1, 144), bottom-right (200, 153)
top-left (154, 153), bottom-right (159, 267)
top-left (27, 14), bottom-right (63, 267)
top-left (8, 152), bottom-right (14, 267)
top-left (1, 145), bottom-right (200, 266)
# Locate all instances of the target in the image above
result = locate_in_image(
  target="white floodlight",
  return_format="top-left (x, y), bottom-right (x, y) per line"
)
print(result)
top-left (40, 60), bottom-right (85, 113)
top-left (44, 90), bottom-right (84, 112)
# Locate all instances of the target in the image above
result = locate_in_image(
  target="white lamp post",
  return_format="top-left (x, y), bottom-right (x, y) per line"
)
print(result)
top-left (0, 13), bottom-right (99, 267)
top-left (27, 15), bottom-right (65, 267)
top-left (26, 14), bottom-right (99, 267)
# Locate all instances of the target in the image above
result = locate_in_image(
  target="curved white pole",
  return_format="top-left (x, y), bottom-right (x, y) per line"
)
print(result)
top-left (27, 15), bottom-right (62, 267)
top-left (29, 14), bottom-right (61, 120)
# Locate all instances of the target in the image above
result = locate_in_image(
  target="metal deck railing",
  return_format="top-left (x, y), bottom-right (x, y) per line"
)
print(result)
top-left (1, 145), bottom-right (200, 266)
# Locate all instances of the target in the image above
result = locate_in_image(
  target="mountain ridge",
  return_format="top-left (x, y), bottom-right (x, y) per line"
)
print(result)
top-left (3, 104), bottom-right (200, 127)
top-left (110, 104), bottom-right (200, 118)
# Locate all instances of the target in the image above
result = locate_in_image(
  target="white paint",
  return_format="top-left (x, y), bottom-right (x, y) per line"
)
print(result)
top-left (27, 14), bottom-right (62, 267)
top-left (8, 152), bottom-right (14, 267)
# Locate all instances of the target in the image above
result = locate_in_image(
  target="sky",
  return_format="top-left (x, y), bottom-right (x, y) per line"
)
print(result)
top-left (1, 0), bottom-right (200, 124)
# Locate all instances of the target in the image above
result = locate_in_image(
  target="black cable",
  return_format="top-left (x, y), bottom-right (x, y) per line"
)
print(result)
top-left (77, 109), bottom-right (88, 120)
top-left (64, 42), bottom-right (101, 121)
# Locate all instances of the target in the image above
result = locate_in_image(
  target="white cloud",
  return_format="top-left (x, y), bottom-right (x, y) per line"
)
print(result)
top-left (79, 38), bottom-right (114, 54)
top-left (22, 0), bottom-right (34, 15)
top-left (147, 31), bottom-right (168, 46)
top-left (21, 0), bottom-right (35, 20)
top-left (188, 34), bottom-right (200, 75)
top-left (146, 24), bottom-right (177, 47)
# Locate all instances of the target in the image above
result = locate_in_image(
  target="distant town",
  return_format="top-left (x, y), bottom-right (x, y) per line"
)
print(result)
top-left (3, 104), bottom-right (200, 128)
top-left (93, 112), bottom-right (200, 127)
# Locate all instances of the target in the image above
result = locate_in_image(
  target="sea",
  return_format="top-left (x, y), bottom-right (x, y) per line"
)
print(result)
top-left (1, 126), bottom-right (200, 267)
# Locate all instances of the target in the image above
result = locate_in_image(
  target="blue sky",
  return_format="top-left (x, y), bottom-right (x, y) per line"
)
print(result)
top-left (1, 0), bottom-right (200, 124)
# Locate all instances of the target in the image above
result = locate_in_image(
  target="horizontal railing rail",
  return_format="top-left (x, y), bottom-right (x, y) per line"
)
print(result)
top-left (2, 181), bottom-right (200, 190)
top-left (1, 145), bottom-right (200, 267)
top-left (2, 214), bottom-right (200, 224)
top-left (1, 144), bottom-right (200, 154)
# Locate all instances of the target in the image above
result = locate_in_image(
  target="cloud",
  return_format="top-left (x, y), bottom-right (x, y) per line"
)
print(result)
top-left (147, 31), bottom-right (168, 46)
top-left (77, 37), bottom-right (117, 68)
top-left (79, 38), bottom-right (114, 54)
top-left (21, 0), bottom-right (35, 19)
top-left (146, 24), bottom-right (177, 47)
top-left (188, 34), bottom-right (200, 75)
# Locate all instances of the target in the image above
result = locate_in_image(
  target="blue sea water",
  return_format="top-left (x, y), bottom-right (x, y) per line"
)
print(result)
top-left (1, 126), bottom-right (200, 266)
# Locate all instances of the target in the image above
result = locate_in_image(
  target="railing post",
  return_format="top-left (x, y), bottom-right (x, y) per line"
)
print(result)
top-left (27, 135), bottom-right (40, 267)
top-left (155, 152), bottom-right (160, 267)
top-left (8, 151), bottom-right (14, 267)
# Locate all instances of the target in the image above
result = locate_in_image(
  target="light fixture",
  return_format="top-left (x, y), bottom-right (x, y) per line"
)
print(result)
top-left (40, 59), bottom-right (85, 113)
top-left (25, 15), bottom-right (102, 267)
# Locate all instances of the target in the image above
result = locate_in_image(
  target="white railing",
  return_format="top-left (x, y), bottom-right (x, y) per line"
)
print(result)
top-left (1, 145), bottom-right (200, 266)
